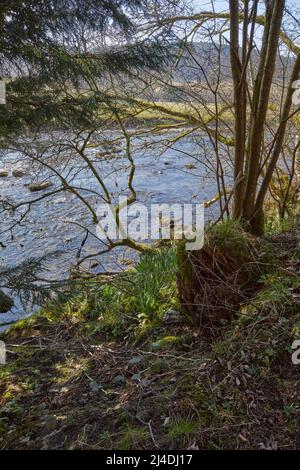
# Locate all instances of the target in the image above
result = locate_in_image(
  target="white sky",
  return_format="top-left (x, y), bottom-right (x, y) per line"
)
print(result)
top-left (192, 0), bottom-right (229, 12)
top-left (191, 1), bottom-right (299, 53)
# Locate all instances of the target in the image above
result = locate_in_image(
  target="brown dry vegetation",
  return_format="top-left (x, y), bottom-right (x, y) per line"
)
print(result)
top-left (1, 224), bottom-right (300, 450)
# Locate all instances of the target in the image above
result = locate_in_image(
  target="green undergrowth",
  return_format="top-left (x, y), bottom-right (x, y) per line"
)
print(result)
top-left (206, 219), bottom-right (275, 264)
top-left (1, 227), bottom-right (300, 449)
top-left (31, 248), bottom-right (179, 344)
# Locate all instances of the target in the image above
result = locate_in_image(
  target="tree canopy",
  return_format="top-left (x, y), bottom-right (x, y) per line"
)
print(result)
top-left (0, 0), bottom-right (174, 138)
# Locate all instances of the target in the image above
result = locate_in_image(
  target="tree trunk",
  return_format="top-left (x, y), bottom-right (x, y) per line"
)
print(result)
top-left (254, 52), bottom-right (300, 222)
top-left (230, 0), bottom-right (247, 219)
top-left (242, 0), bottom-right (285, 225)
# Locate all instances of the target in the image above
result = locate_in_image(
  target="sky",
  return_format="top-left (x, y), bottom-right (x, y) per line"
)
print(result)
top-left (192, 0), bottom-right (229, 12)
top-left (190, 0), bottom-right (265, 49)
top-left (190, 1), bottom-right (299, 52)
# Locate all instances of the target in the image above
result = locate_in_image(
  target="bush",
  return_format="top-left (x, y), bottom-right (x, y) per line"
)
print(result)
top-left (176, 220), bottom-right (275, 329)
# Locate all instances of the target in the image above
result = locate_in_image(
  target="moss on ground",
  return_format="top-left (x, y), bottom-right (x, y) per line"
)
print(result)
top-left (177, 220), bottom-right (276, 326)
top-left (1, 233), bottom-right (300, 449)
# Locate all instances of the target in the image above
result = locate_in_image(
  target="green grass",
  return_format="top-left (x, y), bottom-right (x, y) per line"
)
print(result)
top-left (2, 223), bottom-right (300, 449)
top-left (132, 248), bottom-right (178, 321)
top-left (34, 248), bottom-right (179, 342)
top-left (167, 419), bottom-right (198, 440)
top-left (117, 424), bottom-right (149, 450)
top-left (133, 101), bottom-right (233, 123)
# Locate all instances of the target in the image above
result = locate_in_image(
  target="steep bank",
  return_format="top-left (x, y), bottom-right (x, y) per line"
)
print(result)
top-left (1, 229), bottom-right (300, 450)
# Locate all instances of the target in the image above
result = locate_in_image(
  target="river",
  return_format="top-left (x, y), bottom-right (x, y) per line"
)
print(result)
top-left (0, 130), bottom-right (229, 327)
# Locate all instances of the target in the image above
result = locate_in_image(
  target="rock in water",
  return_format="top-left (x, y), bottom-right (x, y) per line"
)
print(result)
top-left (28, 181), bottom-right (53, 192)
top-left (0, 290), bottom-right (13, 313)
top-left (12, 168), bottom-right (25, 177)
top-left (0, 170), bottom-right (8, 177)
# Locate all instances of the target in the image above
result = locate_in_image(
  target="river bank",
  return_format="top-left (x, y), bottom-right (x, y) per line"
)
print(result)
top-left (1, 224), bottom-right (300, 449)
top-left (0, 131), bottom-right (224, 326)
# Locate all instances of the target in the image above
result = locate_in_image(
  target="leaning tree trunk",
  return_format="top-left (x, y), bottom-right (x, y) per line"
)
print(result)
top-left (230, 0), bottom-right (247, 219)
top-left (242, 0), bottom-right (285, 232)
top-left (253, 52), bottom-right (300, 226)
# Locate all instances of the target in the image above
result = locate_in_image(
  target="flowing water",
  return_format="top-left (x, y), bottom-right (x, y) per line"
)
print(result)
top-left (0, 131), bottom-right (228, 327)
